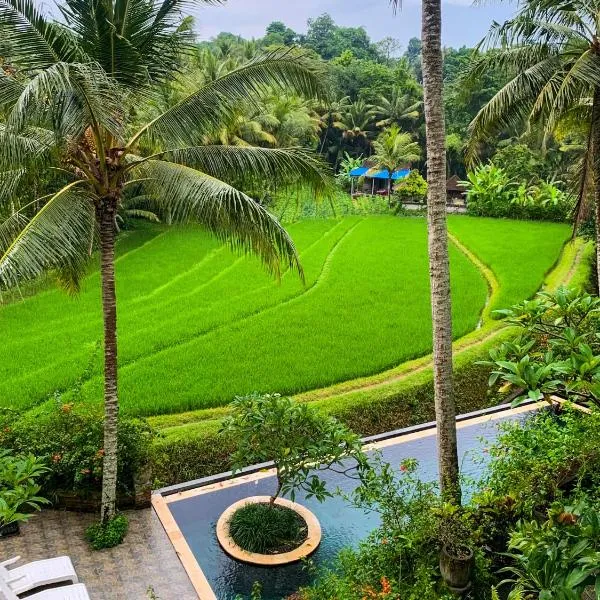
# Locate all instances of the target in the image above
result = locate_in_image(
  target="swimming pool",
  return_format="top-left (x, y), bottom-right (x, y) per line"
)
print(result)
top-left (153, 402), bottom-right (541, 600)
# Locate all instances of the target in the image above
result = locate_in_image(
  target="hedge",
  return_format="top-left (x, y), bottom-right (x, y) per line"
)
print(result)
top-left (150, 327), bottom-right (515, 487)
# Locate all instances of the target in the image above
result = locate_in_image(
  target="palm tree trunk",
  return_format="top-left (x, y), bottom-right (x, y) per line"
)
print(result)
top-left (591, 88), bottom-right (600, 292)
top-left (98, 200), bottom-right (119, 523)
top-left (421, 0), bottom-right (461, 503)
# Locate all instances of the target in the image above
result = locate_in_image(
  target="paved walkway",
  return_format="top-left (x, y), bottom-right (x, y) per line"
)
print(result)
top-left (0, 509), bottom-right (197, 600)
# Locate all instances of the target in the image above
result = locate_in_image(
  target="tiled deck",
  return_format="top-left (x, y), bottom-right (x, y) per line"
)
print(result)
top-left (0, 509), bottom-right (197, 600)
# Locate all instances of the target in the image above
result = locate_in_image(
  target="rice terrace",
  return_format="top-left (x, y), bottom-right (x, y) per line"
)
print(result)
top-left (5, 0), bottom-right (600, 597)
top-left (1, 215), bottom-right (569, 418)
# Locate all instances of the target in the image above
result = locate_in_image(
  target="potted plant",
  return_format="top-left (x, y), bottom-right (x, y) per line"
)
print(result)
top-left (0, 451), bottom-right (49, 537)
top-left (437, 503), bottom-right (475, 594)
top-left (219, 393), bottom-right (367, 560)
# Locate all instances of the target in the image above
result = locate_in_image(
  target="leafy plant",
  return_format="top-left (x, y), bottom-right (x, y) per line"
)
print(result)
top-left (499, 500), bottom-right (600, 599)
top-left (229, 502), bottom-right (306, 553)
top-left (478, 405), bottom-right (600, 517)
top-left (462, 164), bottom-right (572, 221)
top-left (221, 393), bottom-right (367, 504)
top-left (482, 288), bottom-right (600, 407)
top-left (0, 451), bottom-right (50, 528)
top-left (462, 164), bottom-right (514, 217)
top-left (337, 153), bottom-right (364, 191)
top-left (85, 513), bottom-right (129, 550)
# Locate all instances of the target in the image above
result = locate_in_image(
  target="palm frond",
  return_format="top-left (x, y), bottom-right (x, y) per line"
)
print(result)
top-left (0, 181), bottom-right (95, 291)
top-left (0, 168), bottom-right (25, 203)
top-left (136, 159), bottom-right (302, 280)
top-left (144, 145), bottom-right (333, 196)
top-left (0, 124), bottom-right (55, 169)
top-left (0, 0), bottom-right (82, 70)
top-left (466, 57), bottom-right (561, 163)
top-left (0, 71), bottom-right (25, 107)
top-left (7, 62), bottom-right (125, 143)
top-left (131, 47), bottom-right (326, 148)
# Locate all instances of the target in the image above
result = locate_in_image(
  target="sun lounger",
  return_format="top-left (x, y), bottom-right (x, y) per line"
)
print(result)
top-left (0, 556), bottom-right (78, 596)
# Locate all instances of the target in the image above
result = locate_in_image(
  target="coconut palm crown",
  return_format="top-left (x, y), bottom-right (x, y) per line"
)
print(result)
top-left (464, 0), bottom-right (600, 285)
top-left (0, 0), bottom-right (331, 522)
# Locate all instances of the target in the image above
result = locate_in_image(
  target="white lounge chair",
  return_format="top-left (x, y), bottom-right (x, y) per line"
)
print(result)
top-left (0, 556), bottom-right (78, 595)
top-left (0, 576), bottom-right (89, 600)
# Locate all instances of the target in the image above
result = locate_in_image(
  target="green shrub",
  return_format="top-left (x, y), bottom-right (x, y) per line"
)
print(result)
top-left (0, 400), bottom-right (154, 496)
top-left (483, 288), bottom-right (600, 408)
top-left (229, 503), bottom-right (306, 553)
top-left (499, 499), bottom-right (600, 598)
top-left (85, 514), bottom-right (129, 550)
top-left (462, 164), bottom-right (572, 222)
top-left (393, 169), bottom-right (428, 204)
top-left (478, 406), bottom-right (600, 517)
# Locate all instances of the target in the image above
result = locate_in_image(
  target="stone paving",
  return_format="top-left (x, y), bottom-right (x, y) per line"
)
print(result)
top-left (0, 509), bottom-right (198, 600)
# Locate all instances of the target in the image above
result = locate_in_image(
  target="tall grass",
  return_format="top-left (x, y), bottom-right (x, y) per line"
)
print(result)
top-left (1, 215), bottom-right (568, 416)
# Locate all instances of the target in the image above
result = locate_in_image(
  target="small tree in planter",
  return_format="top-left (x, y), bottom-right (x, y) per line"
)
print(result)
top-left (0, 451), bottom-right (49, 536)
top-left (220, 393), bottom-right (367, 554)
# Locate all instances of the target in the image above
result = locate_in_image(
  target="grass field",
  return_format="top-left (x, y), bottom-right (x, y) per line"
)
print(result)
top-left (1, 215), bottom-right (569, 417)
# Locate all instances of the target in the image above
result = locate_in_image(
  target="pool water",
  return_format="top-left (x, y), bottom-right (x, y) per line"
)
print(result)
top-left (166, 410), bottom-right (532, 600)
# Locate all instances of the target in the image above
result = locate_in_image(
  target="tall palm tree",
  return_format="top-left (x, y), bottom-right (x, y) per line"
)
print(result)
top-left (0, 0), bottom-right (330, 523)
top-left (374, 86), bottom-right (422, 131)
top-left (391, 0), bottom-right (460, 503)
top-left (465, 0), bottom-right (600, 286)
top-left (371, 125), bottom-right (421, 196)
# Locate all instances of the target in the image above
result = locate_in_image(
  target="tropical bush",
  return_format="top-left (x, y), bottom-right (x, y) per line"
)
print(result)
top-left (0, 451), bottom-right (49, 530)
top-left (462, 164), bottom-right (572, 221)
top-left (392, 169), bottom-right (428, 204)
top-left (498, 499), bottom-right (600, 599)
top-left (478, 406), bottom-right (600, 518)
top-left (482, 288), bottom-right (600, 408)
top-left (0, 400), bottom-right (154, 497)
top-left (85, 513), bottom-right (129, 550)
top-left (491, 144), bottom-right (544, 184)
top-left (221, 393), bottom-right (366, 503)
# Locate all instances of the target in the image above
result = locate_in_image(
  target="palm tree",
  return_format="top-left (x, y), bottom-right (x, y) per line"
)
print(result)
top-left (0, 0), bottom-right (330, 523)
top-left (374, 86), bottom-right (422, 131)
top-left (465, 0), bottom-right (600, 285)
top-left (318, 96), bottom-right (351, 154)
top-left (391, 0), bottom-right (461, 503)
top-left (371, 125), bottom-right (421, 196)
top-left (342, 100), bottom-right (377, 158)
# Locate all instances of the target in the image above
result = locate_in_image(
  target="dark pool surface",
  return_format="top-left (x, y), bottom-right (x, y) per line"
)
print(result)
top-left (167, 411), bottom-right (532, 600)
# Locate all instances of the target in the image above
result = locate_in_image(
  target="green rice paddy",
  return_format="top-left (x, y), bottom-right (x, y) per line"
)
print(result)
top-left (1, 215), bottom-right (570, 417)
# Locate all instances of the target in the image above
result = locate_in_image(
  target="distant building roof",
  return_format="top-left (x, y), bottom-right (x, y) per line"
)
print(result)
top-left (349, 166), bottom-right (410, 181)
top-left (446, 175), bottom-right (466, 192)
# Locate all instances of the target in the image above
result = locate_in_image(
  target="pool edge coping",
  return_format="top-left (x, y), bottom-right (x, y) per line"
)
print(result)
top-left (154, 399), bottom-right (537, 498)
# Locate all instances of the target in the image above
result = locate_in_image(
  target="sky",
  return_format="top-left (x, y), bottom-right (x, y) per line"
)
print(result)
top-left (189, 0), bottom-right (516, 49)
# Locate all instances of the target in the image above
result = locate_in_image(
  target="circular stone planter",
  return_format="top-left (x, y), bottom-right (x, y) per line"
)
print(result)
top-left (216, 495), bottom-right (322, 566)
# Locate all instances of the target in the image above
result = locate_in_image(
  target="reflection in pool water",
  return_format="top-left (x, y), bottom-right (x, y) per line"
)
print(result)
top-left (166, 410), bottom-right (532, 600)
